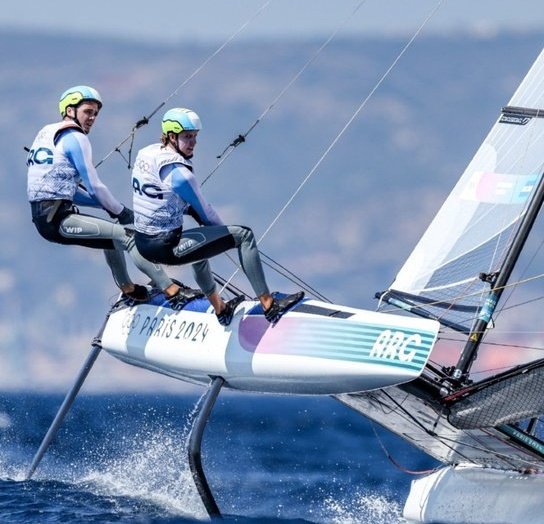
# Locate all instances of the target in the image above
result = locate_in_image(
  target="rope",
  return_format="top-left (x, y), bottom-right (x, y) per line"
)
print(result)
top-left (373, 391), bottom-right (544, 471)
top-left (220, 0), bottom-right (446, 291)
top-left (201, 0), bottom-right (369, 186)
top-left (260, 252), bottom-right (331, 302)
top-left (370, 421), bottom-right (442, 475)
top-left (256, 0), bottom-right (445, 247)
top-left (94, 0), bottom-right (272, 170)
top-left (206, 1), bottom-right (375, 294)
top-left (377, 271), bottom-right (544, 317)
top-left (215, 248), bottom-right (331, 301)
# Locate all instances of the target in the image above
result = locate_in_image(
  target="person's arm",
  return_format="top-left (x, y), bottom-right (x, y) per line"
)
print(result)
top-left (73, 184), bottom-right (101, 207)
top-left (59, 130), bottom-right (124, 216)
top-left (168, 164), bottom-right (224, 226)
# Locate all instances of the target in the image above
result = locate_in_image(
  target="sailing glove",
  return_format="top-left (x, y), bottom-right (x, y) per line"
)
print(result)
top-left (109, 206), bottom-right (134, 225)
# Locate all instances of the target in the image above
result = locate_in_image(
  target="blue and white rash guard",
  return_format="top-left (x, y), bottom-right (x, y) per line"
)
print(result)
top-left (132, 143), bottom-right (223, 235)
top-left (27, 122), bottom-right (123, 216)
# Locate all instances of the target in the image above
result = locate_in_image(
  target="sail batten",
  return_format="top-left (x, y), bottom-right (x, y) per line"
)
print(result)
top-left (501, 106), bottom-right (544, 120)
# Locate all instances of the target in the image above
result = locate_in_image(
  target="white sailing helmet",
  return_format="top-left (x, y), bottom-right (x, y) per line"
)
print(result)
top-left (162, 108), bottom-right (202, 134)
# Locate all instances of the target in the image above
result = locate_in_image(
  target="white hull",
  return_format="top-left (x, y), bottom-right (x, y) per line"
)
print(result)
top-left (100, 296), bottom-right (439, 394)
top-left (403, 465), bottom-right (544, 523)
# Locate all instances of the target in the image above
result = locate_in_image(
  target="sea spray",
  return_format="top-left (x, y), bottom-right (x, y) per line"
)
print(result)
top-left (76, 395), bottom-right (208, 518)
top-left (322, 489), bottom-right (403, 524)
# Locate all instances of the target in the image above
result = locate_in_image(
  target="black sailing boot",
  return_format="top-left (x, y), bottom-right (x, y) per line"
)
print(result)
top-left (122, 284), bottom-right (150, 305)
top-left (216, 295), bottom-right (245, 326)
top-left (167, 283), bottom-right (205, 311)
top-left (264, 291), bottom-right (305, 326)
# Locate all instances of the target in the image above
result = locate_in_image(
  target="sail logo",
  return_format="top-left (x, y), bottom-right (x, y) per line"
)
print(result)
top-left (461, 172), bottom-right (538, 204)
top-left (499, 114), bottom-right (530, 125)
top-left (370, 329), bottom-right (421, 362)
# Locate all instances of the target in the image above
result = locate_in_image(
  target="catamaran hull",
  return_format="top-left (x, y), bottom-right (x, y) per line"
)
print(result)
top-left (403, 465), bottom-right (544, 524)
top-left (100, 297), bottom-right (439, 394)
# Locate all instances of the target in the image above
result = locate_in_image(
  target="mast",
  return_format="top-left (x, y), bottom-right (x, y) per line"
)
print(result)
top-left (453, 150), bottom-right (544, 381)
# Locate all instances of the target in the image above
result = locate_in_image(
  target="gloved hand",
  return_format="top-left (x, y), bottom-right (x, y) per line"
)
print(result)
top-left (115, 206), bottom-right (134, 225)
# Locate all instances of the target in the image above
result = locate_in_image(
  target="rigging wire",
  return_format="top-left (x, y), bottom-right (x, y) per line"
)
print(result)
top-left (434, 336), bottom-right (544, 353)
top-left (211, 248), bottom-right (330, 301)
top-left (376, 390), bottom-right (544, 470)
top-left (435, 431), bottom-right (543, 469)
top-left (260, 252), bottom-right (331, 302)
top-left (219, 0), bottom-right (446, 292)
top-left (256, 0), bottom-right (446, 245)
top-left (377, 271), bottom-right (544, 317)
top-left (211, 271), bottom-right (248, 298)
top-left (200, 0), bottom-right (369, 186)
top-left (203, 1), bottom-right (375, 299)
top-left (94, 0), bottom-right (272, 170)
top-left (194, 0), bottom-right (372, 299)
top-left (369, 421), bottom-right (442, 475)
top-left (495, 236), bottom-right (544, 313)
top-left (92, 0), bottom-right (365, 299)
top-left (377, 390), bottom-right (478, 465)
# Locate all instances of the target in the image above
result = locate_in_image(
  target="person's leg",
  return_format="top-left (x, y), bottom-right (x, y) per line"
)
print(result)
top-left (227, 225), bottom-right (305, 324)
top-left (115, 230), bottom-right (173, 292)
top-left (103, 248), bottom-right (132, 289)
top-left (59, 214), bottom-right (175, 298)
top-left (133, 230), bottom-right (203, 303)
top-left (31, 202), bottom-right (142, 298)
top-left (225, 225), bottom-right (271, 304)
top-left (171, 224), bottom-right (304, 324)
top-left (172, 225), bottom-right (269, 299)
top-left (58, 214), bottom-right (141, 296)
top-left (170, 228), bottom-right (243, 322)
top-left (191, 259), bottom-right (215, 297)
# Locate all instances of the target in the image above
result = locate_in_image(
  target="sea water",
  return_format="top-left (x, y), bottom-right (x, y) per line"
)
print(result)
top-left (0, 393), bottom-right (438, 522)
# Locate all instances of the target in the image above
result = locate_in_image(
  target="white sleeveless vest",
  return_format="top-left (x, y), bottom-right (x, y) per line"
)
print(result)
top-left (132, 143), bottom-right (190, 234)
top-left (27, 122), bottom-right (82, 202)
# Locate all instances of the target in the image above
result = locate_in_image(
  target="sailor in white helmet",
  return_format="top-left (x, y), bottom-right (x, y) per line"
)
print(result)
top-left (132, 107), bottom-right (304, 325)
top-left (27, 86), bottom-right (202, 306)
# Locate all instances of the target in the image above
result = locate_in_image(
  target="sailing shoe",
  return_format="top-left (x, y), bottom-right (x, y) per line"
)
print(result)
top-left (167, 284), bottom-right (205, 311)
top-left (122, 284), bottom-right (150, 305)
top-left (264, 291), bottom-right (305, 326)
top-left (216, 295), bottom-right (245, 327)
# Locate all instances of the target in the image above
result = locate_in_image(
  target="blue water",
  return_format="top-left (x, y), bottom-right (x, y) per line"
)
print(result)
top-left (0, 393), bottom-right (438, 522)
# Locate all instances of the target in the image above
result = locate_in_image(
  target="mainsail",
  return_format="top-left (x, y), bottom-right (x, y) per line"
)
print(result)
top-left (379, 49), bottom-right (544, 335)
top-left (356, 47), bottom-right (544, 438)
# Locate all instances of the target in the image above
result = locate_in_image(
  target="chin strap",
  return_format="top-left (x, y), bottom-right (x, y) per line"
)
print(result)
top-left (66, 107), bottom-right (87, 134)
top-left (171, 137), bottom-right (193, 159)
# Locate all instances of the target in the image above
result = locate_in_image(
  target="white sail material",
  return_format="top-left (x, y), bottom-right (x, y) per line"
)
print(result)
top-left (386, 48), bottom-right (544, 332)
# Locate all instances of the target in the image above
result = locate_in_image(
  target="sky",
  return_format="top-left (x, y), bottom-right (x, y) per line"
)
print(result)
top-left (2, 0), bottom-right (544, 43)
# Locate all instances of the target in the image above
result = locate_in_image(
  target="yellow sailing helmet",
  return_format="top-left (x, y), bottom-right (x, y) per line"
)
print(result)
top-left (59, 85), bottom-right (102, 117)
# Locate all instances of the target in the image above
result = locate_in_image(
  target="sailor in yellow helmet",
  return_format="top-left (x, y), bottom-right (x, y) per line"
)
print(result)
top-left (131, 107), bottom-right (304, 325)
top-left (27, 86), bottom-right (201, 306)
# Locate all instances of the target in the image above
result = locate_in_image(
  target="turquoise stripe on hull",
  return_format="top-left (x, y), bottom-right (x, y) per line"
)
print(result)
top-left (256, 318), bottom-right (436, 370)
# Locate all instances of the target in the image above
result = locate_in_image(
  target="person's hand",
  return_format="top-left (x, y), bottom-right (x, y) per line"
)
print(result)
top-left (115, 206), bottom-right (134, 225)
